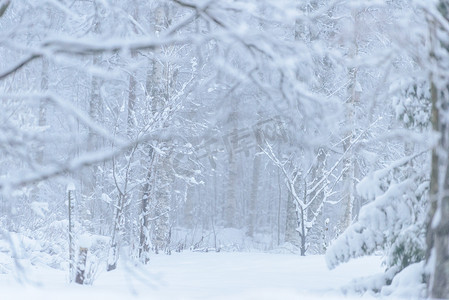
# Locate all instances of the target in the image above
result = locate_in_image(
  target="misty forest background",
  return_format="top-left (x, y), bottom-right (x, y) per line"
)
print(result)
top-left (2, 0), bottom-right (449, 297)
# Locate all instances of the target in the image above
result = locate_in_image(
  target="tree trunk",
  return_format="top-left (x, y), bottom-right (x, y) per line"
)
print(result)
top-left (430, 160), bottom-right (449, 298)
top-left (247, 136), bottom-right (261, 237)
top-left (148, 3), bottom-right (174, 254)
top-left (37, 58), bottom-right (48, 164)
top-left (428, 72), bottom-right (449, 297)
top-left (225, 99), bottom-right (238, 228)
top-left (342, 9), bottom-right (361, 229)
top-left (426, 10), bottom-right (449, 294)
top-left (68, 185), bottom-right (75, 282)
top-left (300, 206), bottom-right (306, 256)
top-left (139, 148), bottom-right (154, 264)
top-left (285, 192), bottom-right (300, 247)
top-left (84, 38), bottom-right (103, 230)
top-left (127, 52), bottom-right (137, 139)
top-left (277, 167), bottom-right (282, 246)
top-left (107, 194), bottom-right (125, 271)
top-left (152, 151), bottom-right (172, 253)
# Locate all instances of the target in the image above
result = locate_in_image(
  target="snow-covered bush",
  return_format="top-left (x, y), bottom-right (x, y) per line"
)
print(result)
top-left (77, 234), bottom-right (110, 285)
top-left (380, 261), bottom-right (427, 299)
top-left (385, 225), bottom-right (426, 272)
top-left (325, 153), bottom-right (428, 294)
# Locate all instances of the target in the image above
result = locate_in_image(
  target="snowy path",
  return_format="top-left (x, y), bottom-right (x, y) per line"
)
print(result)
top-left (0, 252), bottom-right (383, 299)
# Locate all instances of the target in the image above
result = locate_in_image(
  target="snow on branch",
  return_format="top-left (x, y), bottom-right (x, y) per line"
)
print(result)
top-left (0, 92), bottom-right (125, 145)
top-left (326, 177), bottom-right (417, 269)
top-left (0, 54), bottom-right (40, 81)
top-left (41, 35), bottom-right (195, 56)
top-left (0, 132), bottom-right (155, 191)
top-left (325, 150), bottom-right (429, 270)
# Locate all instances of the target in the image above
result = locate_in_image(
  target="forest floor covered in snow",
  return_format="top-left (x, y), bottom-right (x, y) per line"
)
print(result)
top-left (0, 252), bottom-right (388, 300)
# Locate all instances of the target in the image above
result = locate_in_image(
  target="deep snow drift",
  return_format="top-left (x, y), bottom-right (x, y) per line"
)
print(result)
top-left (0, 252), bottom-right (385, 299)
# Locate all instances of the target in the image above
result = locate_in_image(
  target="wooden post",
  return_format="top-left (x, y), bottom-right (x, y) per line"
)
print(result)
top-left (75, 247), bottom-right (88, 284)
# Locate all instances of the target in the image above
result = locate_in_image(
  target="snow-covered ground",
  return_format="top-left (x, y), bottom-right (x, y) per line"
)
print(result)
top-left (0, 252), bottom-right (384, 300)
